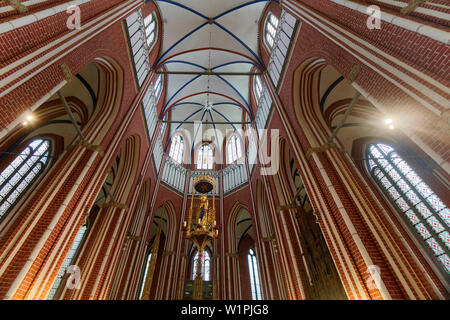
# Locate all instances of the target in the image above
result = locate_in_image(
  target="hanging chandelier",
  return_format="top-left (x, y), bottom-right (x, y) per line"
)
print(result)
top-left (183, 175), bottom-right (218, 300)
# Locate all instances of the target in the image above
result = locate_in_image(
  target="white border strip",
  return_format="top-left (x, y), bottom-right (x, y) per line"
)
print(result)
top-left (0, 0), bottom-right (94, 33)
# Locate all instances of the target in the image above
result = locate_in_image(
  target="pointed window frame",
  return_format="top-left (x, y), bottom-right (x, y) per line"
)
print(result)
top-left (248, 248), bottom-right (263, 300)
top-left (192, 250), bottom-right (211, 281)
top-left (226, 134), bottom-right (243, 164)
top-left (263, 12), bottom-right (279, 52)
top-left (197, 144), bottom-right (214, 170)
top-left (366, 142), bottom-right (450, 277)
top-left (169, 134), bottom-right (185, 164)
top-left (153, 74), bottom-right (163, 103)
top-left (253, 75), bottom-right (263, 104)
top-left (0, 138), bottom-right (51, 222)
top-left (47, 222), bottom-right (88, 300)
top-left (138, 251), bottom-right (153, 299)
top-left (143, 12), bottom-right (157, 51)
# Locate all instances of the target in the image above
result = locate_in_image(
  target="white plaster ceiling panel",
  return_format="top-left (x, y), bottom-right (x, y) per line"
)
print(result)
top-left (159, 1), bottom-right (265, 55)
top-left (164, 50), bottom-right (255, 73)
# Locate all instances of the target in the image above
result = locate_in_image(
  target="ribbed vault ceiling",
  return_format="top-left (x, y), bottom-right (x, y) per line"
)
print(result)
top-left (154, 0), bottom-right (273, 154)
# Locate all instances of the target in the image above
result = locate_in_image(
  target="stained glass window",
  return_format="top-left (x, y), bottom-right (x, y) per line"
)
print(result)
top-left (144, 13), bottom-right (157, 49)
top-left (139, 252), bottom-right (152, 299)
top-left (248, 248), bottom-right (262, 300)
top-left (192, 250), bottom-right (210, 281)
top-left (227, 135), bottom-right (242, 164)
top-left (0, 138), bottom-right (50, 220)
top-left (264, 13), bottom-right (279, 50)
top-left (169, 135), bottom-right (184, 164)
top-left (367, 143), bottom-right (450, 275)
top-left (47, 224), bottom-right (87, 299)
top-left (254, 75), bottom-right (263, 103)
top-left (197, 144), bottom-right (214, 170)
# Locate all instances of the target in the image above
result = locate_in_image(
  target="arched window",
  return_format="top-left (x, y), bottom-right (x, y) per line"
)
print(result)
top-left (192, 250), bottom-right (210, 281)
top-left (367, 143), bottom-right (449, 275)
top-left (47, 223), bottom-right (87, 299)
top-left (0, 138), bottom-right (50, 220)
top-left (264, 13), bottom-right (279, 51)
top-left (254, 75), bottom-right (263, 103)
top-left (144, 12), bottom-right (157, 49)
top-left (248, 248), bottom-right (262, 300)
top-left (153, 74), bottom-right (163, 102)
top-left (169, 135), bottom-right (184, 164)
top-left (139, 252), bottom-right (152, 299)
top-left (227, 135), bottom-right (242, 164)
top-left (197, 144), bottom-right (214, 170)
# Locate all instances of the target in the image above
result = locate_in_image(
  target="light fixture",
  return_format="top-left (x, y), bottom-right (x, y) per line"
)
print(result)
top-left (383, 117), bottom-right (395, 130)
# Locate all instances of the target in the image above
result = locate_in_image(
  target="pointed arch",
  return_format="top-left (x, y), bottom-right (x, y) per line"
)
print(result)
top-left (86, 56), bottom-right (125, 145)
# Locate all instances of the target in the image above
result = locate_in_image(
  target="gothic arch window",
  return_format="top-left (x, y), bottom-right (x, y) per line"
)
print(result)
top-left (248, 248), bottom-right (262, 300)
top-left (367, 143), bottom-right (450, 275)
top-left (263, 12), bottom-right (279, 51)
top-left (253, 75), bottom-right (263, 103)
top-left (0, 138), bottom-right (51, 220)
top-left (227, 135), bottom-right (242, 164)
top-left (169, 135), bottom-right (184, 164)
top-left (153, 74), bottom-right (163, 103)
top-left (144, 12), bottom-right (157, 49)
top-left (47, 223), bottom-right (88, 299)
top-left (192, 250), bottom-right (210, 281)
top-left (197, 144), bottom-right (214, 170)
top-left (139, 252), bottom-right (152, 299)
